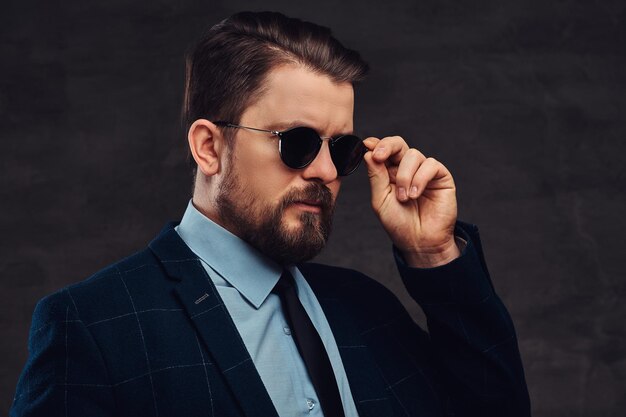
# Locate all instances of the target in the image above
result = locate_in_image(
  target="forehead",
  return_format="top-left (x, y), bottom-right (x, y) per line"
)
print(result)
top-left (240, 64), bottom-right (355, 134)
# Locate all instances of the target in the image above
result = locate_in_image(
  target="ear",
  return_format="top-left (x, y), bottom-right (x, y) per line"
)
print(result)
top-left (187, 119), bottom-right (223, 176)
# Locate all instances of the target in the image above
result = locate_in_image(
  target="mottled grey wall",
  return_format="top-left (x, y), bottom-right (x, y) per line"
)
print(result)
top-left (1, 0), bottom-right (625, 415)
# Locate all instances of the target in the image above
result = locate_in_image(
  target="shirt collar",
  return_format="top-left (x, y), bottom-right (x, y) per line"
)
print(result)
top-left (175, 200), bottom-right (282, 309)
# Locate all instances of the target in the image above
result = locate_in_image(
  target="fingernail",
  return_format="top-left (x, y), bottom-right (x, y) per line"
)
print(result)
top-left (398, 187), bottom-right (407, 200)
top-left (409, 186), bottom-right (418, 198)
top-left (374, 147), bottom-right (385, 156)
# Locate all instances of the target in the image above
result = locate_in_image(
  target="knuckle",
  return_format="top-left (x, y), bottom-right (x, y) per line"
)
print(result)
top-left (382, 135), bottom-right (405, 144)
top-left (406, 148), bottom-right (419, 157)
top-left (396, 172), bottom-right (412, 184)
top-left (411, 171), bottom-right (425, 183)
top-left (410, 148), bottom-right (425, 160)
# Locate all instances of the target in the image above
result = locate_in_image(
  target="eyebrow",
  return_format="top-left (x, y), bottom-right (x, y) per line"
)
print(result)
top-left (265, 120), bottom-right (354, 137)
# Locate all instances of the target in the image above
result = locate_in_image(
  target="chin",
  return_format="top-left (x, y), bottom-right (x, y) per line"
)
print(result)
top-left (281, 218), bottom-right (306, 234)
top-left (285, 211), bottom-right (318, 228)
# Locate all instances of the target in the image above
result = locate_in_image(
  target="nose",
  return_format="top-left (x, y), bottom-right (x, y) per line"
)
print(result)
top-left (301, 139), bottom-right (338, 184)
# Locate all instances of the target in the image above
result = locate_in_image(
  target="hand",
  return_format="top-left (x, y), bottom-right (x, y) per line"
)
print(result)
top-left (363, 136), bottom-right (460, 268)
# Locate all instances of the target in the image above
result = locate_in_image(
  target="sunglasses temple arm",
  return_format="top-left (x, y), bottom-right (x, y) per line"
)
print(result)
top-left (219, 123), bottom-right (280, 136)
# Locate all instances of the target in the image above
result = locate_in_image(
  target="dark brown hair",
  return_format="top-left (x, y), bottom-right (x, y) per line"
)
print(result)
top-left (182, 11), bottom-right (369, 171)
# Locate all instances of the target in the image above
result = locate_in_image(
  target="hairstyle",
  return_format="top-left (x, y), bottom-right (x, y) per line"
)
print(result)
top-left (182, 11), bottom-right (369, 173)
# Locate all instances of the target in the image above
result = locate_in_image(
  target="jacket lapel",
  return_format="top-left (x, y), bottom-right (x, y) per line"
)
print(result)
top-left (149, 223), bottom-right (278, 417)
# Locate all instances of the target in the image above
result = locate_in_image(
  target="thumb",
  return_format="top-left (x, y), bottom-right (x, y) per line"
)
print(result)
top-left (363, 150), bottom-right (391, 200)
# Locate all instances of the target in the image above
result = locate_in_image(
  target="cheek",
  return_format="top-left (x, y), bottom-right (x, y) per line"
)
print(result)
top-left (235, 137), bottom-right (278, 172)
top-left (233, 142), bottom-right (293, 201)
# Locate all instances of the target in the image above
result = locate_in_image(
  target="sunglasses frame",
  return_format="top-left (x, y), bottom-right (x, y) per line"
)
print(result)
top-left (213, 121), bottom-right (366, 176)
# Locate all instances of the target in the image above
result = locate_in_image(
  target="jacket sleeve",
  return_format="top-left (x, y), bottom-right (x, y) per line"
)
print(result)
top-left (394, 221), bottom-right (531, 417)
top-left (10, 288), bottom-right (116, 417)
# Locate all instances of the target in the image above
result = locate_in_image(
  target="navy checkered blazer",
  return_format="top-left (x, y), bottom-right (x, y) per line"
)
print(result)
top-left (11, 221), bottom-right (530, 417)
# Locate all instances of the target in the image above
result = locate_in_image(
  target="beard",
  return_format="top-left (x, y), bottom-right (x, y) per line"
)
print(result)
top-left (215, 156), bottom-right (335, 266)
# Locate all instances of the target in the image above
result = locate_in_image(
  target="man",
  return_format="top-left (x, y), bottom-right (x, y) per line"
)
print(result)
top-left (11, 11), bottom-right (530, 417)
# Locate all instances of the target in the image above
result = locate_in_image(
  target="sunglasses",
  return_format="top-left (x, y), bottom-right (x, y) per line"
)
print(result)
top-left (213, 121), bottom-right (366, 176)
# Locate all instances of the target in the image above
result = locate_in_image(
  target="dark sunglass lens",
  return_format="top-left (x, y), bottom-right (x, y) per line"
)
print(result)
top-left (279, 127), bottom-right (322, 169)
top-left (331, 135), bottom-right (365, 176)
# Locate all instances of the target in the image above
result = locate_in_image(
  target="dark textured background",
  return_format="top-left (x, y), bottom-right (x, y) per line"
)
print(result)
top-left (1, 0), bottom-right (625, 415)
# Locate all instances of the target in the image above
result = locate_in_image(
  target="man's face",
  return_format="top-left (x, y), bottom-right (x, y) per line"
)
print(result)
top-left (215, 64), bottom-right (354, 265)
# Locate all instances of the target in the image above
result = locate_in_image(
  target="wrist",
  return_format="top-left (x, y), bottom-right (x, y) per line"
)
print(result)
top-left (400, 238), bottom-right (461, 268)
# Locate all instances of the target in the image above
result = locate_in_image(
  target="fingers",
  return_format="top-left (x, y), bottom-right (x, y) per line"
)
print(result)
top-left (395, 148), bottom-right (426, 200)
top-left (364, 136), bottom-right (409, 165)
top-left (363, 140), bottom-right (391, 203)
top-left (398, 157), bottom-right (452, 202)
top-left (362, 137), bottom-right (380, 149)
top-left (363, 135), bottom-right (453, 204)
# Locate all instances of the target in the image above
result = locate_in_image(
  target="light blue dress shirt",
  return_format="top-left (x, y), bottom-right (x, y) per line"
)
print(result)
top-left (175, 201), bottom-right (359, 417)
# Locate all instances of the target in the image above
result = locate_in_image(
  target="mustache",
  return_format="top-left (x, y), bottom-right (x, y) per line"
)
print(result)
top-left (280, 183), bottom-right (333, 211)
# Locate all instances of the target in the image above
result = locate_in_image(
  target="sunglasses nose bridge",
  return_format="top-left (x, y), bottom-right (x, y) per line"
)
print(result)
top-left (302, 135), bottom-right (338, 179)
top-left (315, 136), bottom-right (333, 160)
top-left (318, 137), bottom-right (339, 167)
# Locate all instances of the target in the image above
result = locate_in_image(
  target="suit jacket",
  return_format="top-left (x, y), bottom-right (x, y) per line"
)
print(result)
top-left (11, 220), bottom-right (530, 417)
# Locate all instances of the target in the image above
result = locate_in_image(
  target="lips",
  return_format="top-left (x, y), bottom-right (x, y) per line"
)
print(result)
top-left (291, 200), bottom-right (323, 213)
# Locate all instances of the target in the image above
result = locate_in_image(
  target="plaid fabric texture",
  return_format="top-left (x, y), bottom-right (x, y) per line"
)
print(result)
top-left (11, 221), bottom-right (530, 417)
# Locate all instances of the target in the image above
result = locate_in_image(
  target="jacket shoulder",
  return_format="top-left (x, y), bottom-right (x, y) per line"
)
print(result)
top-left (298, 262), bottom-right (401, 309)
top-left (35, 248), bottom-right (166, 327)
top-left (298, 262), bottom-right (386, 291)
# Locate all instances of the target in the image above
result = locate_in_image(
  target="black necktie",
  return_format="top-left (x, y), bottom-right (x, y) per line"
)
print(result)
top-left (272, 270), bottom-right (345, 417)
